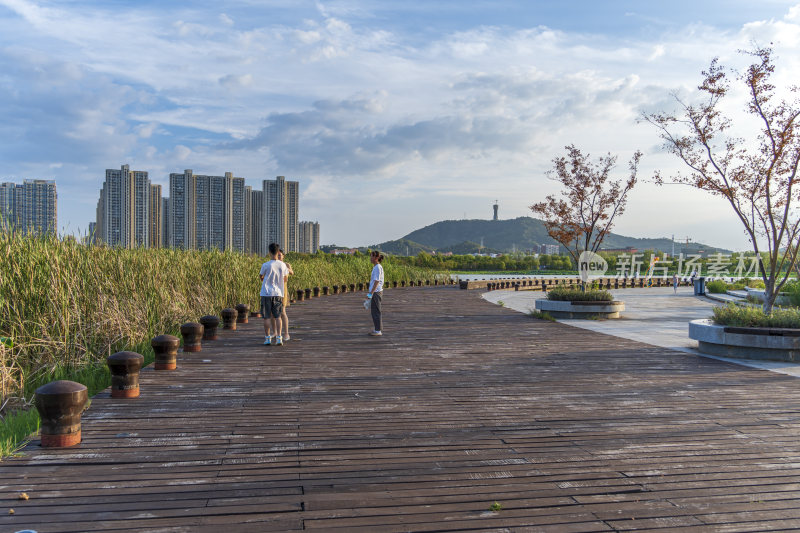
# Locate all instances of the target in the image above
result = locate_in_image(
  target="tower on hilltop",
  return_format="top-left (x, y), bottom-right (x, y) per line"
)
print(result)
top-left (492, 200), bottom-right (498, 221)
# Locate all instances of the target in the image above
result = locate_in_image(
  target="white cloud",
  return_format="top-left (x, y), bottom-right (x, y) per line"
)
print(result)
top-left (1, 0), bottom-right (799, 247)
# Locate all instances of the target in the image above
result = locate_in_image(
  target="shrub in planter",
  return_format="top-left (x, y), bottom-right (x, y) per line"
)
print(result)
top-left (706, 280), bottom-right (728, 294)
top-left (546, 287), bottom-right (613, 302)
top-left (712, 303), bottom-right (800, 329)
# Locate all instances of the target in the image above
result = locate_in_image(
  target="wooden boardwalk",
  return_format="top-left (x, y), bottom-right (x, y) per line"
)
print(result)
top-left (3, 286), bottom-right (800, 532)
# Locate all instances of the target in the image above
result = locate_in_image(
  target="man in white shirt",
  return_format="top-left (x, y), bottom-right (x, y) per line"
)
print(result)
top-left (259, 242), bottom-right (290, 346)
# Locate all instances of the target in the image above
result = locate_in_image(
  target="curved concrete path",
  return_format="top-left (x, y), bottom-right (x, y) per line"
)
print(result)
top-left (483, 286), bottom-right (800, 377)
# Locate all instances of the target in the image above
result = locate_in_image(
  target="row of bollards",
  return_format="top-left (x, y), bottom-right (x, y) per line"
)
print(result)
top-left (292, 279), bottom-right (456, 302)
top-left (484, 276), bottom-right (683, 292)
top-left (34, 302), bottom-right (257, 448)
top-left (32, 278), bottom-right (459, 448)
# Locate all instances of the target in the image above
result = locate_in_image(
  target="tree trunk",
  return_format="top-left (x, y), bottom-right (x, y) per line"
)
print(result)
top-left (762, 281), bottom-right (776, 314)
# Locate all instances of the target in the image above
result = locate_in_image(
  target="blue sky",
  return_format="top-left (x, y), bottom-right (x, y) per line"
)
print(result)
top-left (1, 0), bottom-right (799, 249)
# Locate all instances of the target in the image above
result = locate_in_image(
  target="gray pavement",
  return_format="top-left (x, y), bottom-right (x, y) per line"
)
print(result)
top-left (482, 286), bottom-right (800, 377)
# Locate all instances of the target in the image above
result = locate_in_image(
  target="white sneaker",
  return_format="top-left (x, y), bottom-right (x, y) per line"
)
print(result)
top-left (284, 334), bottom-right (291, 341)
top-left (369, 330), bottom-right (382, 336)
top-left (275, 336), bottom-right (283, 346)
top-left (263, 336), bottom-right (271, 345)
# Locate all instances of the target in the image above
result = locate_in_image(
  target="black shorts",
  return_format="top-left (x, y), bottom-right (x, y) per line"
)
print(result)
top-left (261, 296), bottom-right (284, 318)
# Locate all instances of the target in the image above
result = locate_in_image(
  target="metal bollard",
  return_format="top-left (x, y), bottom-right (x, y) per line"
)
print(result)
top-left (393, 281), bottom-right (398, 288)
top-left (199, 315), bottom-right (220, 340)
top-left (357, 282), bottom-right (364, 291)
top-left (515, 283), bottom-right (520, 291)
top-left (152, 334), bottom-right (180, 370)
top-left (35, 380), bottom-right (88, 448)
top-left (322, 286), bottom-right (329, 295)
top-left (332, 285), bottom-right (340, 294)
top-left (349, 284), bottom-right (356, 292)
top-left (107, 351), bottom-right (144, 397)
top-left (250, 310), bottom-right (262, 318)
top-left (296, 288), bottom-right (305, 301)
top-left (305, 288), bottom-right (312, 299)
top-left (235, 304), bottom-right (250, 324)
top-left (180, 322), bottom-right (203, 352)
top-left (221, 308), bottom-right (238, 330)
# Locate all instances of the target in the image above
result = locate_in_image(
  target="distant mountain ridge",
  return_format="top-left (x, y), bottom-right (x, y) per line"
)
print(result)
top-left (373, 217), bottom-right (730, 256)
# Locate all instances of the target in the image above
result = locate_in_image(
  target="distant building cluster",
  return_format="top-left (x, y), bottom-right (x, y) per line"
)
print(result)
top-left (0, 179), bottom-right (57, 235)
top-left (92, 165), bottom-right (320, 254)
top-left (538, 243), bottom-right (560, 255)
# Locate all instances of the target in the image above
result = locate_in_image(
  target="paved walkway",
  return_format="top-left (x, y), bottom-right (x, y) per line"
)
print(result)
top-left (482, 286), bottom-right (800, 377)
top-left (5, 287), bottom-right (800, 531)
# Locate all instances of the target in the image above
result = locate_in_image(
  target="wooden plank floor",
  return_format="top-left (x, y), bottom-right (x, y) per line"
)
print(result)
top-left (3, 286), bottom-right (800, 532)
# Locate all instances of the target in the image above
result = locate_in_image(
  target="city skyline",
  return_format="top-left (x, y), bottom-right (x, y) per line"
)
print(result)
top-left (93, 166), bottom-right (319, 254)
top-left (1, 1), bottom-right (799, 250)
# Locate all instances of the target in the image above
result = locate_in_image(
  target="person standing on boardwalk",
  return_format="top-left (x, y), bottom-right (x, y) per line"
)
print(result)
top-left (366, 251), bottom-right (385, 336)
top-left (260, 242), bottom-right (290, 346)
top-left (277, 248), bottom-right (294, 341)
top-left (672, 273), bottom-right (679, 294)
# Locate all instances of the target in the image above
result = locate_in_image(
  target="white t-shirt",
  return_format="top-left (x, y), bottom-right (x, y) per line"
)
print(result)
top-left (260, 260), bottom-right (290, 297)
top-left (370, 263), bottom-right (384, 293)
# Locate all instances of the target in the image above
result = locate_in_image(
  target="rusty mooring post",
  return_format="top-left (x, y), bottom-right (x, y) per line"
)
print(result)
top-left (107, 351), bottom-right (144, 397)
top-left (180, 322), bottom-right (203, 352)
top-left (152, 334), bottom-right (180, 370)
top-left (199, 315), bottom-right (220, 340)
top-left (235, 304), bottom-right (250, 324)
top-left (313, 287), bottom-right (320, 298)
top-left (221, 308), bottom-right (238, 330)
top-left (35, 380), bottom-right (88, 448)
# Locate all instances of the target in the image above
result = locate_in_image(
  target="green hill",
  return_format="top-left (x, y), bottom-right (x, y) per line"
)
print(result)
top-left (373, 217), bottom-right (729, 256)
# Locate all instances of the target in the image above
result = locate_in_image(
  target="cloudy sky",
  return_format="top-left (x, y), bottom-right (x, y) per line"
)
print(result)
top-left (1, 0), bottom-right (799, 250)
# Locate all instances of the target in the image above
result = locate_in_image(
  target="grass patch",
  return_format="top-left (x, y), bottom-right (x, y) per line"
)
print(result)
top-left (0, 408), bottom-right (39, 459)
top-left (712, 303), bottom-right (800, 329)
top-left (546, 286), bottom-right (613, 302)
top-left (528, 310), bottom-right (556, 321)
top-left (706, 280), bottom-right (728, 294)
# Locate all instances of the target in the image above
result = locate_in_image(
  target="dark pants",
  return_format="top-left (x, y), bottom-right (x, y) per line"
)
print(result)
top-left (371, 291), bottom-right (382, 331)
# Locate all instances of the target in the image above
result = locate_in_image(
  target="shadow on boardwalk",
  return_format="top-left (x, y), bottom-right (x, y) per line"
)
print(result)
top-left (3, 287), bottom-right (800, 532)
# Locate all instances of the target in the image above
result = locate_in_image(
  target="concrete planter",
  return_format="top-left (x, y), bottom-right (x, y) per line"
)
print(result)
top-left (689, 319), bottom-right (800, 362)
top-left (534, 299), bottom-right (624, 319)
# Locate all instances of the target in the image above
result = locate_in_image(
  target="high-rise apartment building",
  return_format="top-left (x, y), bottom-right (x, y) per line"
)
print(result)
top-left (0, 180), bottom-right (57, 235)
top-left (250, 189), bottom-right (263, 255)
top-left (168, 169), bottom-right (195, 249)
top-left (161, 197), bottom-right (169, 248)
top-left (149, 184), bottom-right (162, 248)
top-left (298, 221), bottom-right (320, 253)
top-left (168, 169), bottom-right (246, 251)
top-left (0, 182), bottom-right (21, 232)
top-left (263, 176), bottom-right (299, 252)
top-left (95, 165), bottom-right (149, 247)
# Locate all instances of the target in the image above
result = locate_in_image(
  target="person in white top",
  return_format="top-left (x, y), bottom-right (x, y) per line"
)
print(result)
top-left (366, 251), bottom-right (385, 336)
top-left (259, 242), bottom-right (290, 346)
top-left (276, 248), bottom-right (294, 341)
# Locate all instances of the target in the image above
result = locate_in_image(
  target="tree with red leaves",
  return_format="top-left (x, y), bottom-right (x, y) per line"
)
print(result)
top-left (530, 144), bottom-right (641, 283)
top-left (645, 46), bottom-right (800, 313)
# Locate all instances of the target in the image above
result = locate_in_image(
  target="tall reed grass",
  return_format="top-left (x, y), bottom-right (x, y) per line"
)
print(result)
top-left (0, 232), bottom-right (444, 421)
